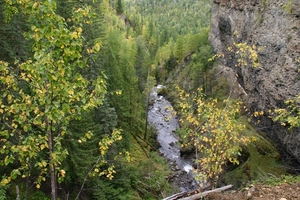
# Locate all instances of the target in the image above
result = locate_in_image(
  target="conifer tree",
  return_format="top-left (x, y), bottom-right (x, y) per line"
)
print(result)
top-left (116, 0), bottom-right (124, 14)
top-left (175, 37), bottom-right (184, 62)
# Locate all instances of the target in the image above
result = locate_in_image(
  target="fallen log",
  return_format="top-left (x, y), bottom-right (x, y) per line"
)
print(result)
top-left (163, 184), bottom-right (211, 200)
top-left (179, 185), bottom-right (233, 200)
top-left (163, 184), bottom-right (232, 200)
top-left (163, 191), bottom-right (188, 200)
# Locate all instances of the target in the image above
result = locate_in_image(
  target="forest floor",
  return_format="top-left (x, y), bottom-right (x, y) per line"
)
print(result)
top-left (204, 182), bottom-right (300, 200)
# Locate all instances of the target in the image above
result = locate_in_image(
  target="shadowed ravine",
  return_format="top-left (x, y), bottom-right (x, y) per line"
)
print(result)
top-left (147, 85), bottom-right (199, 192)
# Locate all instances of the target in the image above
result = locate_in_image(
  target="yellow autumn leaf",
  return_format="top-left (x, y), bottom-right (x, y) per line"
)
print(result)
top-left (71, 32), bottom-right (78, 39)
top-left (1, 178), bottom-right (9, 186)
top-left (77, 27), bottom-right (82, 33)
top-left (87, 48), bottom-right (92, 54)
top-left (93, 42), bottom-right (101, 52)
top-left (116, 90), bottom-right (122, 95)
top-left (51, 153), bottom-right (56, 159)
top-left (68, 89), bottom-right (74, 95)
top-left (60, 169), bottom-right (66, 177)
top-left (7, 94), bottom-right (12, 101)
top-left (38, 162), bottom-right (43, 167)
top-left (85, 132), bottom-right (92, 139)
top-left (41, 161), bottom-right (47, 167)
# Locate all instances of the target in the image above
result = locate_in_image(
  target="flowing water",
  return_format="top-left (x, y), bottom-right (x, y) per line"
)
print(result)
top-left (147, 85), bottom-right (199, 191)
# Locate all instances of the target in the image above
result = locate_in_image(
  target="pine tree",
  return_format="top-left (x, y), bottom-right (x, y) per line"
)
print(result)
top-left (116, 0), bottom-right (124, 14)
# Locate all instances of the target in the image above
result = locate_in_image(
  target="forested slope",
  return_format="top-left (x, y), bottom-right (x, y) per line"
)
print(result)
top-left (1, 0), bottom-right (299, 199)
top-left (126, 0), bottom-right (214, 88)
top-left (127, 0), bottom-right (300, 195)
top-left (126, 0), bottom-right (212, 43)
top-left (0, 0), bottom-right (165, 199)
top-left (0, 0), bottom-right (216, 199)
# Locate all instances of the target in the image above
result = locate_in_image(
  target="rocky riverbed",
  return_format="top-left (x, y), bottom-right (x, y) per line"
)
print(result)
top-left (147, 85), bottom-right (199, 192)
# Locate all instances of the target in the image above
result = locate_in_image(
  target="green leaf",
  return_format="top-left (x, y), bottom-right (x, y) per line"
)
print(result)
top-left (11, 169), bottom-right (21, 179)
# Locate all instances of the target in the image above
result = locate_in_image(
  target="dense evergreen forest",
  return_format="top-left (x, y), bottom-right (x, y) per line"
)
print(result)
top-left (1, 0), bottom-right (299, 199)
top-left (0, 0), bottom-right (214, 199)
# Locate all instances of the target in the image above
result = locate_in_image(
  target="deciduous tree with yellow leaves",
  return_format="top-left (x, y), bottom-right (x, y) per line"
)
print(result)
top-left (176, 86), bottom-right (254, 184)
top-left (0, 1), bottom-right (121, 199)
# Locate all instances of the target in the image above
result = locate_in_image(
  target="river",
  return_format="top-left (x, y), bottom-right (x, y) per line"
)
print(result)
top-left (147, 85), bottom-right (199, 192)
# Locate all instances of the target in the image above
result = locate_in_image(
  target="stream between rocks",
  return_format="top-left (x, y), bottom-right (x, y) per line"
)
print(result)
top-left (147, 85), bottom-right (199, 192)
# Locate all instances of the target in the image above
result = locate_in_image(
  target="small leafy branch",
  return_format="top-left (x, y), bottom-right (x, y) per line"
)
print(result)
top-left (176, 86), bottom-right (255, 183)
top-left (228, 42), bottom-right (260, 68)
top-left (273, 94), bottom-right (300, 129)
top-left (272, 58), bottom-right (300, 129)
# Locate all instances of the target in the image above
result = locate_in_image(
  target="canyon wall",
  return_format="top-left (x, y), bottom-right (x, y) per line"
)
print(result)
top-left (209, 0), bottom-right (300, 166)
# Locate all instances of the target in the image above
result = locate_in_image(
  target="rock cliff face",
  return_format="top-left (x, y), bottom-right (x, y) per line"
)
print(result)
top-left (209, 0), bottom-right (300, 166)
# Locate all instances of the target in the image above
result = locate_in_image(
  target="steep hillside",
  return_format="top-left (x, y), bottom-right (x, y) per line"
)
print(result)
top-left (126, 0), bottom-right (212, 42)
top-left (209, 0), bottom-right (300, 166)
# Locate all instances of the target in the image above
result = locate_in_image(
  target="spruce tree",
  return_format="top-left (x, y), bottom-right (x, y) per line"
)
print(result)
top-left (116, 0), bottom-right (124, 14)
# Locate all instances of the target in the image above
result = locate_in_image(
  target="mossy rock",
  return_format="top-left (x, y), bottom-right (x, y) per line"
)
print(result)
top-left (220, 115), bottom-right (286, 188)
top-left (223, 133), bottom-right (286, 188)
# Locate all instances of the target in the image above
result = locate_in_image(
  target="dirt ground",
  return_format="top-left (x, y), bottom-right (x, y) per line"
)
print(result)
top-left (205, 182), bottom-right (300, 200)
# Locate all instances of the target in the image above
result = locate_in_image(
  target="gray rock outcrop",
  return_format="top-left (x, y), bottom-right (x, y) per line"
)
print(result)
top-left (209, 0), bottom-right (300, 165)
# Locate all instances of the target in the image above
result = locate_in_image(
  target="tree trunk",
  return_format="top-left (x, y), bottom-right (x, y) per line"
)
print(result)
top-left (144, 99), bottom-right (149, 140)
top-left (50, 163), bottom-right (57, 200)
top-left (16, 185), bottom-right (20, 200)
top-left (25, 175), bottom-right (29, 200)
top-left (48, 119), bottom-right (57, 200)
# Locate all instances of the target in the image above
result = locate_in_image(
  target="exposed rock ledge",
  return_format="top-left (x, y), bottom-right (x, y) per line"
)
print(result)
top-left (209, 0), bottom-right (300, 165)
